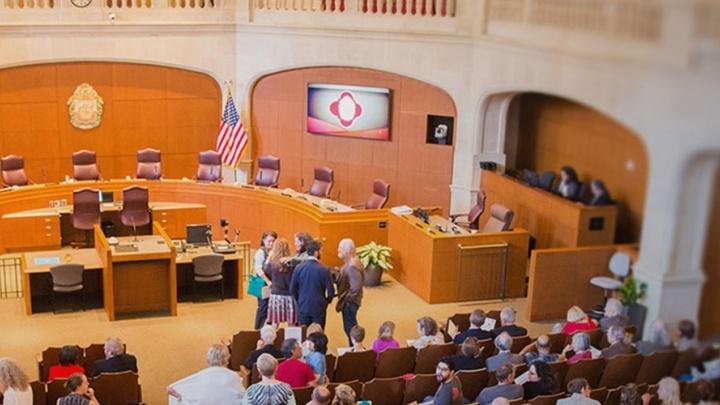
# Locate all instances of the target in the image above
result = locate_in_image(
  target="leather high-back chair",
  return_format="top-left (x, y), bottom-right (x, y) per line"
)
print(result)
top-left (482, 204), bottom-right (514, 232)
top-left (309, 166), bottom-right (333, 198)
top-left (364, 179), bottom-right (390, 209)
top-left (1, 155), bottom-right (29, 187)
top-left (196, 150), bottom-right (222, 182)
top-left (72, 188), bottom-right (101, 246)
top-left (72, 150), bottom-right (101, 181)
top-left (467, 191), bottom-right (487, 229)
top-left (136, 148), bottom-right (162, 180)
top-left (121, 186), bottom-right (150, 230)
top-left (254, 155), bottom-right (280, 187)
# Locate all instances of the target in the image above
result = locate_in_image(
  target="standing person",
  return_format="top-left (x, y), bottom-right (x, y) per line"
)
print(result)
top-left (334, 238), bottom-right (364, 346)
top-left (0, 358), bottom-right (33, 405)
top-left (58, 373), bottom-right (99, 405)
top-left (289, 240), bottom-right (335, 329)
top-left (265, 238), bottom-right (297, 326)
top-left (253, 230), bottom-right (277, 330)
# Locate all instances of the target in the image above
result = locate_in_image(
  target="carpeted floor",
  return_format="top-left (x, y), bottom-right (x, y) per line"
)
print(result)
top-left (1, 275), bottom-right (552, 404)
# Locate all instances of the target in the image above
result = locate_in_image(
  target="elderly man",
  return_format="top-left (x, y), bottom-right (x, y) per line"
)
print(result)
top-left (308, 386), bottom-right (332, 405)
top-left (476, 363), bottom-right (524, 405)
top-left (557, 378), bottom-right (600, 405)
top-left (521, 335), bottom-right (560, 365)
top-left (290, 240), bottom-right (335, 329)
top-left (275, 338), bottom-right (317, 388)
top-left (601, 326), bottom-right (636, 359)
top-left (492, 307), bottom-right (528, 338)
top-left (91, 336), bottom-right (137, 377)
top-left (243, 325), bottom-right (284, 370)
top-left (167, 343), bottom-right (245, 404)
top-left (599, 298), bottom-right (629, 331)
top-left (453, 309), bottom-right (494, 344)
top-left (334, 238), bottom-right (364, 346)
top-left (487, 332), bottom-right (524, 371)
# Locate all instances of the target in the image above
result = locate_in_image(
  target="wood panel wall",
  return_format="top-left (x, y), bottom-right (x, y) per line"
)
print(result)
top-left (251, 67), bottom-right (456, 214)
top-left (512, 94), bottom-right (648, 243)
top-left (699, 167), bottom-right (720, 339)
top-left (0, 62), bottom-right (221, 182)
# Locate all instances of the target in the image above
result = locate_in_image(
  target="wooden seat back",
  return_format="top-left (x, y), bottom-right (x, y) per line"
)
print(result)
top-left (375, 347), bottom-right (416, 378)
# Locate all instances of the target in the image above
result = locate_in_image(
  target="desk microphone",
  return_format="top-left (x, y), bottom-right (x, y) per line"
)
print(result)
top-left (220, 218), bottom-right (231, 244)
top-left (205, 229), bottom-right (213, 248)
top-left (233, 229), bottom-right (240, 243)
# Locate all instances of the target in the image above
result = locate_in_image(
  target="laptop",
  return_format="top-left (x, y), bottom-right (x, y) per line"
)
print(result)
top-left (186, 224), bottom-right (211, 247)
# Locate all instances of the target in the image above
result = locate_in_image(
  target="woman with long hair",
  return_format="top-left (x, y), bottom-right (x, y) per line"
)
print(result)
top-left (557, 166), bottom-right (580, 200)
top-left (253, 230), bottom-right (277, 329)
top-left (523, 361), bottom-right (559, 400)
top-left (0, 358), bottom-right (33, 405)
top-left (265, 238), bottom-right (298, 326)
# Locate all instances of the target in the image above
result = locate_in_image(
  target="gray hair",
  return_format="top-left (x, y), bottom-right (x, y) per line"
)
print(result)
top-left (572, 332), bottom-right (590, 351)
top-left (495, 332), bottom-right (512, 351)
top-left (650, 320), bottom-right (671, 347)
top-left (104, 336), bottom-right (125, 356)
top-left (0, 357), bottom-right (29, 391)
top-left (206, 343), bottom-right (230, 367)
top-left (608, 325), bottom-right (625, 343)
top-left (491, 398), bottom-right (511, 405)
top-left (604, 298), bottom-right (624, 318)
top-left (260, 325), bottom-right (277, 344)
top-left (469, 310), bottom-right (486, 328)
top-left (256, 353), bottom-right (278, 377)
top-left (500, 307), bottom-right (516, 324)
top-left (338, 238), bottom-right (356, 255)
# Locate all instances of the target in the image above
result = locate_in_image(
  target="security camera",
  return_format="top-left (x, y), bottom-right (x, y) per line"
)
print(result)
top-left (108, 12), bottom-right (116, 23)
top-left (434, 124), bottom-right (448, 139)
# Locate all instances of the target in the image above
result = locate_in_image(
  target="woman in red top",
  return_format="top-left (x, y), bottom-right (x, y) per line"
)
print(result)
top-left (48, 346), bottom-right (85, 382)
top-left (561, 306), bottom-right (598, 335)
top-left (563, 332), bottom-right (593, 365)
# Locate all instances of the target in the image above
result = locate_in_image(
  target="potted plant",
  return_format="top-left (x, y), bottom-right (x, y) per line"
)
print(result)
top-left (356, 241), bottom-right (393, 287)
top-left (618, 275), bottom-right (648, 338)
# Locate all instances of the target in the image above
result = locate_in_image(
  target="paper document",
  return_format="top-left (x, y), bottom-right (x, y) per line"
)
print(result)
top-left (590, 346), bottom-right (602, 359)
top-left (284, 326), bottom-right (302, 342)
top-left (480, 318), bottom-right (497, 331)
top-left (515, 370), bottom-right (530, 385)
top-left (34, 256), bottom-right (60, 266)
top-left (406, 339), bottom-right (416, 347)
top-left (337, 347), bottom-right (352, 356)
top-left (447, 320), bottom-right (459, 337)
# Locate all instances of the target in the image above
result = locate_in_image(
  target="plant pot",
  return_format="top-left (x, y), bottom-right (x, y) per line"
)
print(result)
top-left (623, 304), bottom-right (647, 339)
top-left (363, 264), bottom-right (383, 287)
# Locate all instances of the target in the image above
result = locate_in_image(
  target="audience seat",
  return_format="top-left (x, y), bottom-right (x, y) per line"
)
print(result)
top-left (402, 373), bottom-right (439, 404)
top-left (456, 368), bottom-right (489, 401)
top-left (414, 342), bottom-right (457, 374)
top-left (589, 387), bottom-right (608, 403)
top-left (30, 380), bottom-right (46, 405)
top-left (564, 358), bottom-right (605, 388)
top-left (477, 338), bottom-right (495, 358)
top-left (528, 392), bottom-right (565, 405)
top-left (547, 361), bottom-right (569, 393)
top-left (375, 347), bottom-right (416, 378)
top-left (92, 371), bottom-right (140, 405)
top-left (325, 353), bottom-right (337, 382)
top-left (1, 154), bottom-right (30, 187)
top-left (333, 350), bottom-right (376, 383)
top-left (635, 350), bottom-right (679, 385)
top-left (292, 385), bottom-right (314, 405)
top-left (510, 335), bottom-right (532, 353)
top-left (46, 378), bottom-right (68, 405)
top-left (566, 329), bottom-right (604, 349)
top-left (605, 386), bottom-right (622, 405)
top-left (446, 313), bottom-right (471, 334)
top-left (84, 343), bottom-right (106, 377)
top-left (482, 204), bottom-right (514, 232)
top-left (38, 346), bottom-right (85, 382)
top-left (229, 330), bottom-right (261, 371)
top-left (254, 155), bottom-right (280, 187)
top-left (547, 333), bottom-right (567, 354)
top-left (136, 148), bottom-right (162, 180)
top-left (598, 353), bottom-right (643, 389)
top-left (671, 348), bottom-right (697, 378)
top-left (361, 377), bottom-right (405, 405)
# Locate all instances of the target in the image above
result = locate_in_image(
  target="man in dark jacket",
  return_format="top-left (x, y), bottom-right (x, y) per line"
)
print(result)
top-left (290, 240), bottom-right (335, 329)
top-left (92, 336), bottom-right (138, 377)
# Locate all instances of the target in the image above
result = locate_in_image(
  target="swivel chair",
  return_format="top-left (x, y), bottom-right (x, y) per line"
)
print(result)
top-left (72, 150), bottom-right (101, 181)
top-left (136, 148), bottom-right (162, 180)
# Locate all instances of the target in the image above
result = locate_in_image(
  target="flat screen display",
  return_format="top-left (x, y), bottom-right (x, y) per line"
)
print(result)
top-left (186, 224), bottom-right (211, 246)
top-left (307, 83), bottom-right (390, 140)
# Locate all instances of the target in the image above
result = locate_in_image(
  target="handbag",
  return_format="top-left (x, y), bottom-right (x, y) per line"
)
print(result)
top-left (247, 274), bottom-right (266, 299)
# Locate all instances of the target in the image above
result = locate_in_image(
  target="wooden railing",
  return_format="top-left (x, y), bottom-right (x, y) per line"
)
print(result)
top-left (252, 0), bottom-right (456, 17)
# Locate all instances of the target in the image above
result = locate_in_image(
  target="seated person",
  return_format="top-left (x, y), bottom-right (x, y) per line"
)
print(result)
top-left (452, 309), bottom-right (494, 344)
top-left (275, 338), bottom-right (317, 388)
top-left (589, 180), bottom-right (613, 206)
top-left (244, 354), bottom-right (294, 404)
top-left (371, 321), bottom-right (400, 360)
top-left (58, 373), bottom-right (100, 405)
top-left (421, 357), bottom-right (464, 405)
top-left (521, 335), bottom-right (561, 365)
top-left (599, 298), bottom-right (629, 331)
top-left (349, 325), bottom-right (367, 352)
top-left (49, 345), bottom-right (85, 382)
top-left (487, 332), bottom-right (524, 371)
top-left (620, 383), bottom-right (643, 405)
top-left (302, 323), bottom-right (324, 357)
top-left (562, 332), bottom-right (592, 365)
top-left (476, 363), bottom-right (524, 405)
top-left (92, 336), bottom-right (137, 377)
top-left (492, 307), bottom-right (528, 338)
top-left (557, 378), bottom-right (601, 405)
top-left (635, 320), bottom-right (673, 355)
top-left (450, 337), bottom-right (486, 371)
top-left (332, 384), bottom-right (356, 405)
top-left (601, 326), bottom-right (637, 359)
top-left (166, 343), bottom-right (245, 404)
top-left (556, 166), bottom-right (580, 200)
top-left (304, 332), bottom-right (329, 384)
top-left (676, 319), bottom-right (700, 352)
top-left (243, 325), bottom-right (284, 371)
top-left (308, 386), bottom-right (332, 405)
top-left (562, 306), bottom-right (598, 335)
top-left (413, 317), bottom-right (444, 350)
top-left (523, 361), bottom-right (559, 400)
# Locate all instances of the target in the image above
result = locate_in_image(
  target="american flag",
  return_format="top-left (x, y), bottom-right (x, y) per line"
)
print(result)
top-left (216, 94), bottom-right (248, 167)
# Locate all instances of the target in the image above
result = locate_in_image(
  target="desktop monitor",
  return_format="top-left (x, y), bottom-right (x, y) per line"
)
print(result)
top-left (99, 191), bottom-right (113, 203)
top-left (186, 224), bottom-right (211, 246)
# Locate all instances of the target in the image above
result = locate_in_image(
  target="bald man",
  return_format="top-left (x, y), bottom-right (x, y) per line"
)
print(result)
top-left (334, 238), bottom-right (365, 346)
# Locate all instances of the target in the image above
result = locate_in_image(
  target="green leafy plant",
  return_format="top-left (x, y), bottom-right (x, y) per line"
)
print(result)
top-left (356, 241), bottom-right (393, 270)
top-left (618, 275), bottom-right (647, 307)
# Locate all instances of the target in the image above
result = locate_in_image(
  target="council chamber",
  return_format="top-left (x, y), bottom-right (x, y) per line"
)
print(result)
top-left (0, 1), bottom-right (718, 405)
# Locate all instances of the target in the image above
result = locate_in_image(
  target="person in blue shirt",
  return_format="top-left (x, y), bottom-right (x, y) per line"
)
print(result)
top-left (289, 239), bottom-right (335, 329)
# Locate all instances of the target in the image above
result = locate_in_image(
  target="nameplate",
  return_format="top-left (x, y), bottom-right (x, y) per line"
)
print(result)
top-left (34, 257), bottom-right (61, 266)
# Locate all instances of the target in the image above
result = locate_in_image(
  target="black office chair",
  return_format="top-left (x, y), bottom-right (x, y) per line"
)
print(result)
top-left (49, 264), bottom-right (85, 312)
top-left (192, 254), bottom-right (225, 302)
top-left (539, 171), bottom-right (556, 190)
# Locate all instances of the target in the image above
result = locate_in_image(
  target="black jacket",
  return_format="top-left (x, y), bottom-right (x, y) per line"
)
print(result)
top-left (92, 354), bottom-right (138, 377)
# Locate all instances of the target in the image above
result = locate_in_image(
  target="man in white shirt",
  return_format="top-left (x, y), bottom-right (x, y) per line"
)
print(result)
top-left (167, 343), bottom-right (244, 405)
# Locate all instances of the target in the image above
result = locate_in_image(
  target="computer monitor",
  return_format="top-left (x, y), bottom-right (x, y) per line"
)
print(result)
top-left (99, 191), bottom-right (113, 203)
top-left (186, 224), bottom-right (211, 246)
